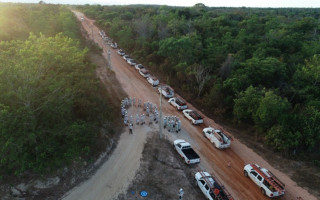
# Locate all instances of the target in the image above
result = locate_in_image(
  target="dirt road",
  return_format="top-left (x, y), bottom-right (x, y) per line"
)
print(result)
top-left (70, 10), bottom-right (317, 200)
top-left (63, 114), bottom-right (151, 200)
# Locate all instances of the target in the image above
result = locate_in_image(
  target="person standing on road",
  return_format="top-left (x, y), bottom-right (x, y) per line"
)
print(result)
top-left (129, 123), bottom-right (133, 134)
top-left (140, 114), bottom-right (145, 125)
top-left (163, 117), bottom-right (167, 129)
top-left (136, 114), bottom-right (140, 125)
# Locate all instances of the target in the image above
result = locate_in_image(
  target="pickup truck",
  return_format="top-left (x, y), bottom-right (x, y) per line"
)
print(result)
top-left (110, 42), bottom-right (118, 49)
top-left (147, 76), bottom-right (159, 86)
top-left (203, 127), bottom-right (231, 149)
top-left (158, 85), bottom-right (174, 98)
top-left (174, 139), bottom-right (200, 164)
top-left (244, 164), bottom-right (285, 198)
top-left (168, 97), bottom-right (187, 110)
top-left (183, 109), bottom-right (203, 125)
top-left (117, 49), bottom-right (125, 56)
top-left (127, 59), bottom-right (136, 66)
top-left (139, 68), bottom-right (150, 78)
top-left (195, 171), bottom-right (232, 200)
top-left (135, 64), bottom-right (145, 70)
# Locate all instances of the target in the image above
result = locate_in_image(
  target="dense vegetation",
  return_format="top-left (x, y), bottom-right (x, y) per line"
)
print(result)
top-left (0, 3), bottom-right (111, 176)
top-left (79, 4), bottom-right (320, 156)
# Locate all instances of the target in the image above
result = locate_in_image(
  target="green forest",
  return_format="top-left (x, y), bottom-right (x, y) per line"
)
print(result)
top-left (0, 3), bottom-right (111, 176)
top-left (79, 4), bottom-right (320, 156)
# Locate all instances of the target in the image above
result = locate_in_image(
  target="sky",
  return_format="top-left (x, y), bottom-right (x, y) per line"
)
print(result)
top-left (1, 0), bottom-right (320, 8)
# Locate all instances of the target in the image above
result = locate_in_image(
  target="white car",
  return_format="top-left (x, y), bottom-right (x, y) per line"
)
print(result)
top-left (135, 64), bottom-right (145, 70)
top-left (117, 49), bottom-right (125, 56)
top-left (123, 55), bottom-right (130, 61)
top-left (127, 59), bottom-right (136, 66)
top-left (202, 127), bottom-right (231, 149)
top-left (147, 76), bottom-right (159, 86)
top-left (139, 68), bottom-right (150, 78)
top-left (183, 109), bottom-right (203, 125)
top-left (244, 164), bottom-right (285, 198)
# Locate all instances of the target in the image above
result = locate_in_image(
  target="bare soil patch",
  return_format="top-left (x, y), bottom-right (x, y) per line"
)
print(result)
top-left (117, 133), bottom-right (206, 200)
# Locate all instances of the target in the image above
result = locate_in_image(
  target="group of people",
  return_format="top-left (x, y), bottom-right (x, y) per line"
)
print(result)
top-left (121, 97), bottom-right (182, 134)
top-left (121, 97), bottom-right (159, 134)
top-left (163, 115), bottom-right (181, 133)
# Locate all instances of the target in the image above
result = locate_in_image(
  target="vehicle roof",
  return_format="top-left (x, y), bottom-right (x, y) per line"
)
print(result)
top-left (140, 68), bottom-right (149, 73)
top-left (174, 139), bottom-right (190, 146)
top-left (149, 76), bottom-right (158, 81)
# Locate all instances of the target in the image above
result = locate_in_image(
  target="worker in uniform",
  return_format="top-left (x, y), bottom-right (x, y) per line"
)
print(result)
top-left (168, 120), bottom-right (172, 132)
top-left (177, 119), bottom-right (181, 132)
top-left (175, 121), bottom-right (179, 133)
top-left (124, 115), bottom-right (128, 126)
top-left (146, 107), bottom-right (150, 116)
top-left (140, 114), bottom-right (145, 125)
top-left (154, 112), bottom-right (158, 124)
top-left (163, 116), bottom-right (167, 129)
top-left (133, 97), bottom-right (136, 107)
top-left (138, 99), bottom-right (142, 107)
top-left (121, 107), bottom-right (125, 118)
top-left (136, 114), bottom-right (140, 125)
top-left (171, 120), bottom-right (175, 132)
top-left (149, 114), bottom-right (153, 125)
top-left (129, 123), bottom-right (133, 134)
top-left (130, 115), bottom-right (133, 125)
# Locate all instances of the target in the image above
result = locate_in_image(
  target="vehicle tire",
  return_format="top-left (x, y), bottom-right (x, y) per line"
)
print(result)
top-left (261, 188), bottom-right (266, 196)
top-left (244, 170), bottom-right (248, 177)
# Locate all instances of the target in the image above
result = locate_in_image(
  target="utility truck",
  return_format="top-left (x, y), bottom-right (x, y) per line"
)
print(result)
top-left (195, 171), bottom-right (233, 200)
top-left (168, 97), bottom-right (187, 110)
top-left (244, 164), bottom-right (285, 198)
top-left (202, 127), bottom-right (231, 149)
top-left (158, 85), bottom-right (174, 98)
top-left (183, 109), bottom-right (203, 125)
top-left (174, 139), bottom-right (200, 164)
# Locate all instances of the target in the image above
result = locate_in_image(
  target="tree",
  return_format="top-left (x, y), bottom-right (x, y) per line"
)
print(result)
top-left (254, 91), bottom-right (290, 131)
top-left (193, 64), bottom-right (211, 97)
top-left (266, 125), bottom-right (301, 152)
top-left (233, 86), bottom-right (264, 123)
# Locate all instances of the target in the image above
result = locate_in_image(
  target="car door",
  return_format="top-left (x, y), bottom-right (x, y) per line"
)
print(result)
top-left (249, 171), bottom-right (258, 183)
top-left (198, 180), bottom-right (210, 198)
top-left (205, 130), bottom-right (212, 141)
top-left (256, 174), bottom-right (263, 187)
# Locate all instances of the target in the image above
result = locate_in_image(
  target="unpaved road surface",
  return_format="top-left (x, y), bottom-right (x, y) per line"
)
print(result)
top-left (63, 114), bottom-right (151, 200)
top-left (69, 10), bottom-right (317, 200)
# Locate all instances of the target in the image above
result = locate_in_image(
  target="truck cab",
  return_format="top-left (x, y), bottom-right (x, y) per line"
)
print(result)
top-left (244, 164), bottom-right (285, 198)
